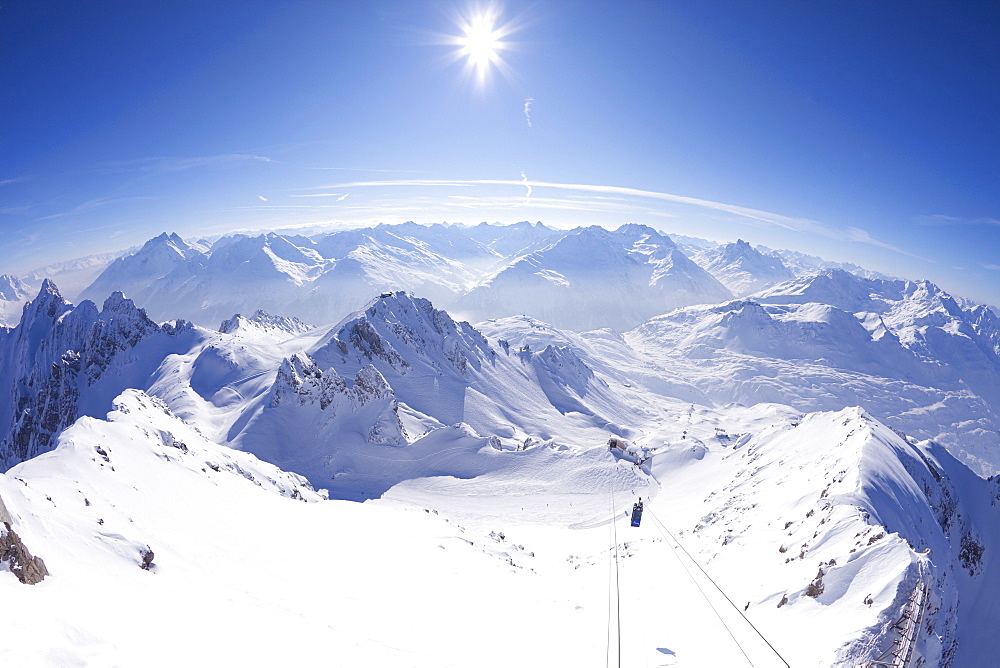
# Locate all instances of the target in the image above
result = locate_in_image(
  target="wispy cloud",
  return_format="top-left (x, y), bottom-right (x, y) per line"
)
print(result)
top-left (304, 177), bottom-right (924, 256)
top-left (523, 97), bottom-right (534, 127)
top-left (0, 176), bottom-right (29, 187)
top-left (985, 264), bottom-right (1000, 271)
top-left (845, 227), bottom-right (924, 259)
top-left (918, 214), bottom-right (1000, 227)
top-left (288, 192), bottom-right (350, 200)
top-left (257, 195), bottom-right (268, 202)
top-left (99, 153), bottom-right (272, 174)
top-left (37, 196), bottom-right (155, 221)
top-left (310, 167), bottom-right (433, 173)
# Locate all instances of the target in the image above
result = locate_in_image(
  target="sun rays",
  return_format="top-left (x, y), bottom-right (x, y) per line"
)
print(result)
top-left (448, 4), bottom-right (518, 88)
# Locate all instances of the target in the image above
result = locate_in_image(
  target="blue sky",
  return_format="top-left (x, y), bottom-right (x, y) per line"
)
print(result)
top-left (3, 1), bottom-right (1000, 305)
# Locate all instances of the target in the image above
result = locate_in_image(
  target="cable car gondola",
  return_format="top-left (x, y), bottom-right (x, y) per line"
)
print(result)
top-left (630, 498), bottom-right (643, 527)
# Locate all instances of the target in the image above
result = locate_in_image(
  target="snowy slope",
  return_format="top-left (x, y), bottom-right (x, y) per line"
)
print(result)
top-left (620, 272), bottom-right (1000, 476)
top-left (225, 291), bottom-right (648, 497)
top-left (79, 232), bottom-right (207, 309)
top-left (8, 379), bottom-right (996, 666)
top-left (643, 404), bottom-right (1000, 665)
top-left (457, 225), bottom-right (732, 331)
top-left (0, 389), bottom-right (626, 667)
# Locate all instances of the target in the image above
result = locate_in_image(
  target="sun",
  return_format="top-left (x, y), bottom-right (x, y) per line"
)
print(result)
top-left (450, 5), bottom-right (512, 86)
top-left (458, 12), bottom-right (501, 74)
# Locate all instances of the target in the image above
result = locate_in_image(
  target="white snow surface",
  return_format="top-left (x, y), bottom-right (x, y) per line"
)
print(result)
top-left (2, 223), bottom-right (1000, 665)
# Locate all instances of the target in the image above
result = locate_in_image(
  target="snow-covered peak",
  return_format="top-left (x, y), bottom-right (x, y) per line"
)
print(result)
top-left (313, 291), bottom-right (492, 377)
top-left (0, 283), bottom-right (194, 469)
top-left (753, 268), bottom-right (888, 310)
top-left (19, 278), bottom-right (72, 327)
top-left (0, 274), bottom-right (30, 302)
top-left (204, 233), bottom-right (324, 284)
top-left (143, 231), bottom-right (194, 253)
top-left (78, 232), bottom-right (206, 309)
top-left (219, 309), bottom-right (313, 338)
top-left (692, 239), bottom-right (795, 296)
top-left (613, 223), bottom-right (669, 244)
top-left (458, 226), bottom-right (730, 331)
top-left (465, 220), bottom-right (559, 257)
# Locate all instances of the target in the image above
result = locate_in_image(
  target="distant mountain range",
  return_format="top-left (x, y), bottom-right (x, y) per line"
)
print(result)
top-left (64, 223), bottom-right (862, 332)
top-left (2, 221), bottom-right (1000, 665)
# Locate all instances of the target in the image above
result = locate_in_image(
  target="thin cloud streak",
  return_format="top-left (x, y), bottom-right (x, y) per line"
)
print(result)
top-left (294, 177), bottom-right (925, 258)
top-left (919, 214), bottom-right (1000, 227)
top-left (523, 97), bottom-right (534, 127)
top-left (37, 196), bottom-right (156, 221)
top-left (310, 177), bottom-right (840, 238)
top-left (99, 153), bottom-right (272, 174)
top-left (846, 227), bottom-right (928, 261)
top-left (310, 167), bottom-right (433, 173)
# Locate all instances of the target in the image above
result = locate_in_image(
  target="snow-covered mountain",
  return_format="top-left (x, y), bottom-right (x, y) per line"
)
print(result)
top-left (3, 222), bottom-right (1000, 665)
top-left (457, 224), bottom-right (733, 331)
top-left (620, 270), bottom-right (1000, 477)
top-left (218, 309), bottom-right (313, 339)
top-left (80, 227), bottom-right (491, 327)
top-left (22, 247), bottom-right (128, 302)
top-left (79, 232), bottom-right (207, 308)
top-left (763, 245), bottom-right (898, 281)
top-left (692, 238), bottom-right (796, 296)
top-left (0, 274), bottom-right (31, 326)
top-left (0, 281), bottom-right (196, 469)
top-left (78, 223), bottom-right (733, 332)
top-left (463, 219), bottom-right (562, 258)
top-left (0, 274), bottom-right (29, 302)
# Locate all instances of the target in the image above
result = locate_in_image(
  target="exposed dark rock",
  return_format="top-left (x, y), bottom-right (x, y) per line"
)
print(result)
top-left (0, 283), bottom-right (178, 470)
top-left (0, 522), bottom-right (48, 584)
top-left (139, 546), bottom-right (154, 571)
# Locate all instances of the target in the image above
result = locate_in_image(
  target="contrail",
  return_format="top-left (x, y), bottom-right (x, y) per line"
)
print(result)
top-left (520, 170), bottom-right (533, 204)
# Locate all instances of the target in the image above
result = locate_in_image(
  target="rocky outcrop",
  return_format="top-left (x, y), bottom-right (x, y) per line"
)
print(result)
top-left (315, 291), bottom-right (494, 379)
top-left (269, 354), bottom-right (407, 446)
top-left (0, 523), bottom-right (48, 584)
top-left (0, 281), bottom-right (189, 469)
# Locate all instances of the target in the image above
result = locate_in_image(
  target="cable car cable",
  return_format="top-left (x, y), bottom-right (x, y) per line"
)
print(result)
top-left (645, 506), bottom-right (790, 668)
top-left (610, 485), bottom-right (622, 668)
top-left (605, 488), bottom-right (614, 668)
